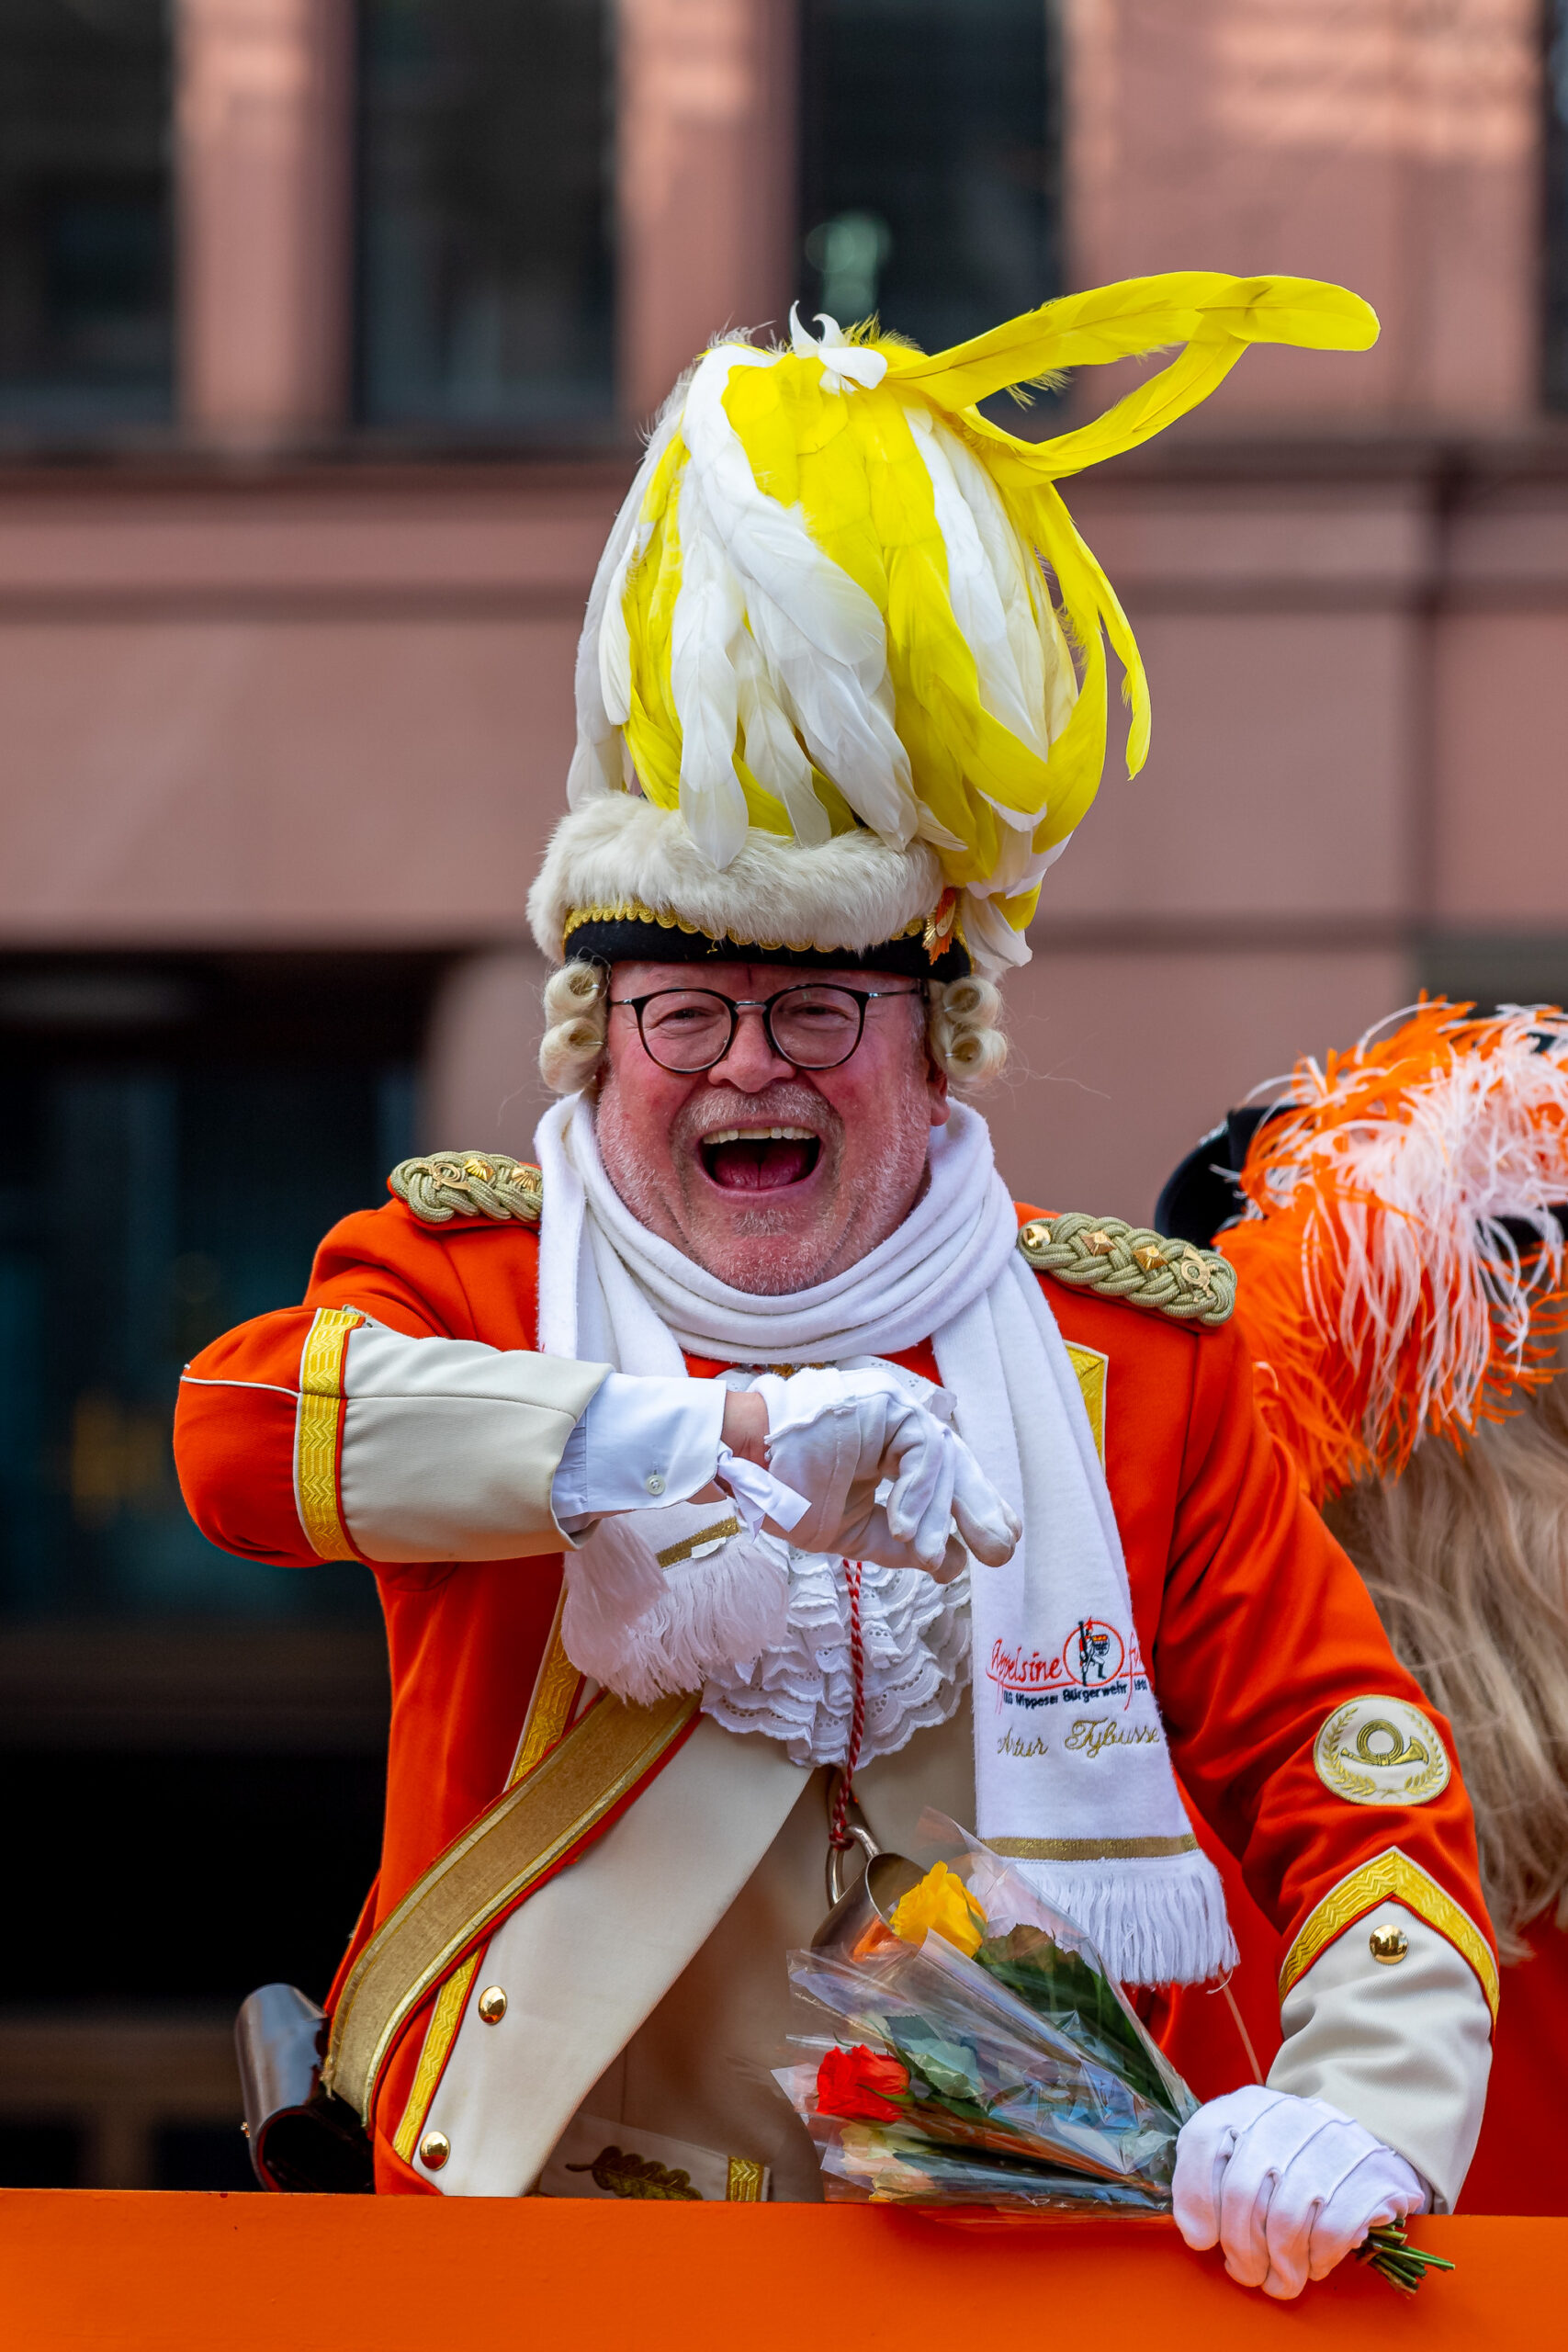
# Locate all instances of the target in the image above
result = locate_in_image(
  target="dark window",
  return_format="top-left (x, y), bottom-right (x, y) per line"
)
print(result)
top-left (800, 0), bottom-right (1061, 361)
top-left (0, 953), bottom-right (441, 1623)
top-left (0, 0), bottom-right (174, 438)
top-left (1549, 3), bottom-right (1568, 406)
top-left (355, 0), bottom-right (615, 436)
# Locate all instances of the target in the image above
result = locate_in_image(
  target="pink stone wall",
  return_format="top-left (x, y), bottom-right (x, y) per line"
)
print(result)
top-left (1066, 0), bottom-right (1541, 423)
top-left (0, 0), bottom-right (1564, 1224)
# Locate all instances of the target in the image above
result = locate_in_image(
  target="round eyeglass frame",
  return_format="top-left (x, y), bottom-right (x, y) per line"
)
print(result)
top-left (609, 980), bottom-right (927, 1073)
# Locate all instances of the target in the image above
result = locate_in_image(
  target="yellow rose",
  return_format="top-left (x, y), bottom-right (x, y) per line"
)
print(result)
top-left (888, 1861), bottom-right (985, 1957)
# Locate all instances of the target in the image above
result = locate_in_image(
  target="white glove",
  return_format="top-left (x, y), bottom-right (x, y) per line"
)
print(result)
top-left (1173, 2085), bottom-right (1427, 2301)
top-left (750, 1367), bottom-right (1020, 1580)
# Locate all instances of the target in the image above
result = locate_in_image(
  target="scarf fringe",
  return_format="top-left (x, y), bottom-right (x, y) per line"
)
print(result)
top-left (564, 1525), bottom-right (789, 1706)
top-left (1010, 1848), bottom-right (1239, 1989)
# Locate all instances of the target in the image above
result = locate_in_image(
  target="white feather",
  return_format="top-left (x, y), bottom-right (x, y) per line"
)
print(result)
top-left (679, 347), bottom-right (918, 848)
top-left (1256, 1007), bottom-right (1568, 1444)
top-left (669, 470), bottom-right (749, 868)
top-left (569, 403), bottom-right (682, 799)
top-left (958, 888), bottom-right (1034, 972)
top-left (733, 629), bottom-right (830, 846)
top-left (908, 406), bottom-right (1048, 764)
top-left (566, 401), bottom-right (682, 799)
top-left (596, 522), bottom-right (645, 729)
top-left (939, 421), bottom-right (1063, 747)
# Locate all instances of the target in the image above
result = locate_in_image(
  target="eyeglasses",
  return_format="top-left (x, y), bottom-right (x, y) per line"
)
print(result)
top-left (609, 982), bottom-right (924, 1073)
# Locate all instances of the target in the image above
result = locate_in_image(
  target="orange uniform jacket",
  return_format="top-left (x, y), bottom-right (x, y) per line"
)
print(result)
top-left (175, 1187), bottom-right (1498, 2191)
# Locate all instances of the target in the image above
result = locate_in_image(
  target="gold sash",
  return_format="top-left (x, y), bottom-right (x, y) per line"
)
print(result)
top-left (323, 1689), bottom-right (699, 2121)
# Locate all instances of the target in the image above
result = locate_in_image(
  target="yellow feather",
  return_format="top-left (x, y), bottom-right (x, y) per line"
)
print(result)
top-left (591, 269), bottom-right (1378, 947)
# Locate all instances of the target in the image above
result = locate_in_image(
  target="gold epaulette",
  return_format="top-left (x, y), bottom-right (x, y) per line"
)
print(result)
top-left (1018, 1212), bottom-right (1235, 1329)
top-left (389, 1152), bottom-right (542, 1227)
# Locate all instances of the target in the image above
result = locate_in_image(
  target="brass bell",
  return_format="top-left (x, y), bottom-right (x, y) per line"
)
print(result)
top-left (419, 2130), bottom-right (452, 2170)
top-left (1369, 1923), bottom-right (1409, 1965)
top-left (477, 1984), bottom-right (508, 2025)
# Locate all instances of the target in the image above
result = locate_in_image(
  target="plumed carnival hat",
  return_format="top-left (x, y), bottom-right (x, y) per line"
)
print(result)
top-left (1158, 1001), bottom-right (1568, 1504)
top-left (528, 274), bottom-right (1378, 985)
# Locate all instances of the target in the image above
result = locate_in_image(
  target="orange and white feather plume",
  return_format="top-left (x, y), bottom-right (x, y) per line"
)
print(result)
top-left (1219, 1001), bottom-right (1568, 1504)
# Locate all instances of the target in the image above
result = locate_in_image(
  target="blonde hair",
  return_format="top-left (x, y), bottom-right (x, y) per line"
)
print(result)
top-left (538, 959), bottom-right (610, 1093)
top-left (927, 975), bottom-right (1007, 1087)
top-left (1324, 1349), bottom-right (1568, 1959)
top-left (537, 960), bottom-right (1006, 1095)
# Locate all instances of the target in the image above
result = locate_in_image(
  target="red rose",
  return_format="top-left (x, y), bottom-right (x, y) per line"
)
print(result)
top-left (815, 2044), bottom-right (910, 2122)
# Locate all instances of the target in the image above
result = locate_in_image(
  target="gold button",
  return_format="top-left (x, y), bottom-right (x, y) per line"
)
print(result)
top-left (419, 2130), bottom-right (451, 2170)
top-left (1369, 1923), bottom-right (1409, 1965)
top-left (1134, 1243), bottom-right (1167, 1272)
top-left (477, 1984), bottom-right (508, 2025)
top-left (1083, 1228), bottom-right (1118, 1258)
top-left (1019, 1219), bottom-right (1052, 1253)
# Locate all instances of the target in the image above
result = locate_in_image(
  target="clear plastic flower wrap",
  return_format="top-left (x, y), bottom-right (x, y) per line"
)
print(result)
top-left (773, 1815), bottom-right (1196, 2212)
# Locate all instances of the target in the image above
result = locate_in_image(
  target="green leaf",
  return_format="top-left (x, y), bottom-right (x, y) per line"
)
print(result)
top-left (974, 1926), bottom-right (1176, 2113)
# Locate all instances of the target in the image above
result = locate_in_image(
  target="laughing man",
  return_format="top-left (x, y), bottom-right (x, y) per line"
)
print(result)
top-left (175, 276), bottom-right (1494, 2295)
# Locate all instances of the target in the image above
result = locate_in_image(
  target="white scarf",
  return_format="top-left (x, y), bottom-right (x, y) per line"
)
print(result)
top-left (536, 1094), bottom-right (1234, 1986)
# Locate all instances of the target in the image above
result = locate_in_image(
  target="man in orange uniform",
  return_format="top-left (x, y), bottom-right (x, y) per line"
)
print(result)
top-left (176, 278), bottom-right (1495, 2294)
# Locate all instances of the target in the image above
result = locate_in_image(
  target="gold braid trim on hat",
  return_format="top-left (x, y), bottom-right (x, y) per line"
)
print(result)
top-left (561, 902), bottom-right (942, 958)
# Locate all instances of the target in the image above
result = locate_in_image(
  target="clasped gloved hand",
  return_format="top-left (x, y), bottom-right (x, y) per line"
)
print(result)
top-left (742, 1366), bottom-right (1021, 1580)
top-left (1173, 2085), bottom-right (1427, 2301)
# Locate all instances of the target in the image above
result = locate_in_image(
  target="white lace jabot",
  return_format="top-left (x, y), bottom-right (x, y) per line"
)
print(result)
top-left (700, 1554), bottom-right (970, 1770)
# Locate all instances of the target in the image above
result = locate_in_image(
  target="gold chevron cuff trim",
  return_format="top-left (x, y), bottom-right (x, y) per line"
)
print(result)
top-left (295, 1306), bottom-right (363, 1561)
top-left (392, 1954), bottom-right (479, 2165)
top-left (726, 2156), bottom-right (766, 2201)
top-left (988, 1833), bottom-right (1198, 1861)
top-left (1279, 1846), bottom-right (1499, 2021)
top-left (325, 1687), bottom-right (699, 2120)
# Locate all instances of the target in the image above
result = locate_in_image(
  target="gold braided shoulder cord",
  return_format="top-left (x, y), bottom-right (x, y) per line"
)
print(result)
top-left (1279, 1847), bottom-right (1499, 2021)
top-left (389, 1152), bottom-right (543, 1227)
top-left (1018, 1213), bottom-right (1236, 1329)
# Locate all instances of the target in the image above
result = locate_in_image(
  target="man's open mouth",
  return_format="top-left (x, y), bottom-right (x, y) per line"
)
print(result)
top-left (698, 1125), bottom-right (822, 1192)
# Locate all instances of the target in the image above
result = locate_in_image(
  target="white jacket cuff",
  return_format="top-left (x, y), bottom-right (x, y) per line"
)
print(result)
top-left (334, 1318), bottom-right (609, 1561)
top-left (1267, 1898), bottom-right (1494, 2211)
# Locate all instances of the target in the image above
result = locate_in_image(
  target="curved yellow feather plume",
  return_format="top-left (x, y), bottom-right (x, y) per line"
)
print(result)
top-left (598, 271), bottom-right (1378, 946)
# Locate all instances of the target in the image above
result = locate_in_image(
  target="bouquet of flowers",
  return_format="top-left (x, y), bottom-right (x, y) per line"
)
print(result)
top-left (775, 1821), bottom-right (1450, 2293)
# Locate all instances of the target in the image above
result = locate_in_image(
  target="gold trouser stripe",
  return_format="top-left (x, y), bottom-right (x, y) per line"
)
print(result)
top-left (726, 2156), bottom-right (766, 2201)
top-left (325, 1687), bottom-right (700, 2120)
top-left (392, 1955), bottom-right (479, 2165)
top-left (988, 1833), bottom-right (1198, 1861)
top-left (295, 1306), bottom-right (363, 1560)
top-left (391, 1602), bottom-right (583, 2158)
top-left (657, 1515), bottom-right (741, 1569)
top-left (1279, 1845), bottom-right (1499, 2020)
